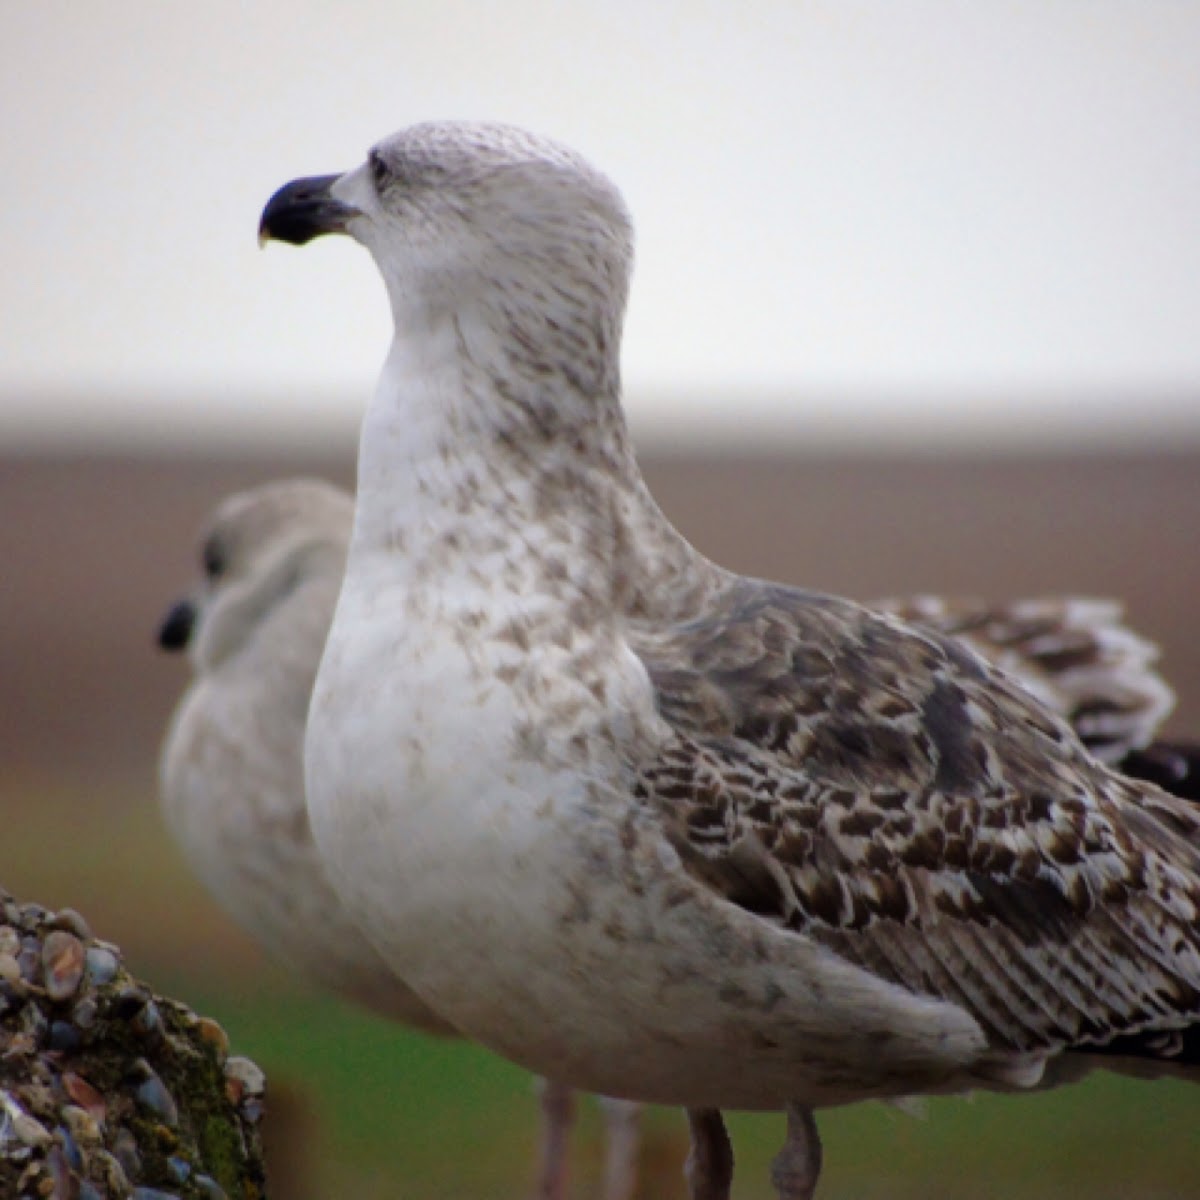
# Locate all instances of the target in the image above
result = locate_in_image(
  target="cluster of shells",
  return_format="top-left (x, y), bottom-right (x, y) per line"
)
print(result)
top-left (0, 887), bottom-right (266, 1199)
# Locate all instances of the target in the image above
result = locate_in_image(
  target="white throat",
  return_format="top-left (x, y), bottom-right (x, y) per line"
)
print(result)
top-left (352, 311), bottom-right (726, 629)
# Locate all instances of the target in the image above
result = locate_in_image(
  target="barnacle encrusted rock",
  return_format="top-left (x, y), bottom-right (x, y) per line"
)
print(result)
top-left (0, 886), bottom-right (267, 1199)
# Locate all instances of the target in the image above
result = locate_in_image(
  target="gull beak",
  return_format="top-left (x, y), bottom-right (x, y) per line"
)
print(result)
top-left (258, 173), bottom-right (360, 247)
top-left (157, 597), bottom-right (197, 652)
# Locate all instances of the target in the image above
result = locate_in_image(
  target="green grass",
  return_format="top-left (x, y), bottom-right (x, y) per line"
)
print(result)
top-left (166, 981), bottom-right (1200, 1200)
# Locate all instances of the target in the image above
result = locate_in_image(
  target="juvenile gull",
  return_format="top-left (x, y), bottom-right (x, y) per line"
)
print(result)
top-left (156, 479), bottom-right (436, 1023)
top-left (156, 478), bottom-right (641, 1200)
top-left (259, 122), bottom-right (1200, 1199)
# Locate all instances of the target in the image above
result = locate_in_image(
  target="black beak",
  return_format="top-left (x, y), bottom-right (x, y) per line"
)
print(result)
top-left (157, 598), bottom-right (197, 652)
top-left (258, 173), bottom-right (359, 246)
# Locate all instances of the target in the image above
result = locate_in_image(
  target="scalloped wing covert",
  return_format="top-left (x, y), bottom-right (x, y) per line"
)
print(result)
top-left (877, 594), bottom-right (1174, 765)
top-left (630, 581), bottom-right (1200, 1060)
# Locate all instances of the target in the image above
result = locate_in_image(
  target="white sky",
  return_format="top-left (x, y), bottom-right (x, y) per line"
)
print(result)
top-left (2, 2), bottom-right (1199, 450)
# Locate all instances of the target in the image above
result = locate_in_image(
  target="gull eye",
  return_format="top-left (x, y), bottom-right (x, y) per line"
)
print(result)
top-left (369, 149), bottom-right (389, 190)
top-left (201, 536), bottom-right (226, 580)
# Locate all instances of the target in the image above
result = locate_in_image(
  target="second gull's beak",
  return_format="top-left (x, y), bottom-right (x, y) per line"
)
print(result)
top-left (258, 174), bottom-right (359, 247)
top-left (157, 597), bottom-right (197, 652)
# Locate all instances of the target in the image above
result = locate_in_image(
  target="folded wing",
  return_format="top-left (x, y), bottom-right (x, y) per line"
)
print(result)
top-left (631, 581), bottom-right (1200, 1069)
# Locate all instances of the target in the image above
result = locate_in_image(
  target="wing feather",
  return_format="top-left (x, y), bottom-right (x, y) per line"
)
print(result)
top-left (876, 594), bottom-right (1174, 764)
top-left (631, 580), bottom-right (1200, 1059)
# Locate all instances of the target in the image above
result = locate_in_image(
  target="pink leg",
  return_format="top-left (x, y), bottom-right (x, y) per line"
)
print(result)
top-left (534, 1078), bottom-right (577, 1200)
top-left (597, 1097), bottom-right (642, 1200)
top-left (770, 1104), bottom-right (822, 1200)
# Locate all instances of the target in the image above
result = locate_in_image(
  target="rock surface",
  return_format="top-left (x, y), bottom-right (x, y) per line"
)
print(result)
top-left (1, 887), bottom-right (267, 1199)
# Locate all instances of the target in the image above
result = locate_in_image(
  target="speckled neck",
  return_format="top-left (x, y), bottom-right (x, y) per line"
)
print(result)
top-left (353, 321), bottom-right (726, 624)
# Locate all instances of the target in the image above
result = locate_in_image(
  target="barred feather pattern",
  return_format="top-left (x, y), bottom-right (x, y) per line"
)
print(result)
top-left (632, 580), bottom-right (1200, 1064)
top-left (876, 594), bottom-right (1174, 765)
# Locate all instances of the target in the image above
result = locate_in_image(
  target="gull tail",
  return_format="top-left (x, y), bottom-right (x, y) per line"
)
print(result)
top-left (1118, 740), bottom-right (1200, 803)
top-left (1081, 1025), bottom-right (1200, 1074)
top-left (1064, 738), bottom-right (1200, 1082)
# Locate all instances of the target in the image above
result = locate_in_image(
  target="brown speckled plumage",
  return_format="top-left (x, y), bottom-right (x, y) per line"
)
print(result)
top-left (633, 580), bottom-right (1200, 1063)
top-left (878, 594), bottom-right (1174, 766)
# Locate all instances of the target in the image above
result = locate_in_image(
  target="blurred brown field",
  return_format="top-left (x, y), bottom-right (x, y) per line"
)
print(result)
top-left (3, 444), bottom-right (1200, 1198)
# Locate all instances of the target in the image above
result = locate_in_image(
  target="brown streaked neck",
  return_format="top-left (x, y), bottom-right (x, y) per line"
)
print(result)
top-left (353, 318), bottom-right (728, 624)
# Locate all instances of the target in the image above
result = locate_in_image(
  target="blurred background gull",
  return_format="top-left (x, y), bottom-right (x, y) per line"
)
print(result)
top-left (2, 3), bottom-right (1199, 1197)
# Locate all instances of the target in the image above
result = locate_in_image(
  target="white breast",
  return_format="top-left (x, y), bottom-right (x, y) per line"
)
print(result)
top-left (161, 646), bottom-right (450, 1032)
top-left (307, 545), bottom-right (597, 998)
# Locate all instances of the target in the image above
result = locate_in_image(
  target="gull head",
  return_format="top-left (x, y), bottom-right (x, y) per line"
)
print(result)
top-left (157, 479), bottom-right (353, 673)
top-left (259, 121), bottom-right (634, 369)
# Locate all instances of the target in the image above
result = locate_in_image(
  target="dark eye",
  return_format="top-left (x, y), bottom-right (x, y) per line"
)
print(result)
top-left (201, 536), bottom-right (226, 580)
top-left (369, 149), bottom-right (389, 189)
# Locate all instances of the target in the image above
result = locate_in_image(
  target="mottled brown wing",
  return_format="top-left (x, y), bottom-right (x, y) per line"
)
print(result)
top-left (877, 594), bottom-right (1173, 765)
top-left (631, 580), bottom-right (1200, 1057)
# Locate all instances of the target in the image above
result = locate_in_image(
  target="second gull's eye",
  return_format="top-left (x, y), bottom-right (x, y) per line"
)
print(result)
top-left (202, 537), bottom-right (226, 580)
top-left (369, 150), bottom-right (389, 190)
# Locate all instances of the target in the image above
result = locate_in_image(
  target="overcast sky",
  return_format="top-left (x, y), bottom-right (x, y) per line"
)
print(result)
top-left (3, 2), bottom-right (1198, 450)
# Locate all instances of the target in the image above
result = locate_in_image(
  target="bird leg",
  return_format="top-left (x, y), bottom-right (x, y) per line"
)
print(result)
top-left (770, 1103), bottom-right (823, 1200)
top-left (597, 1096), bottom-right (642, 1200)
top-left (685, 1107), bottom-right (735, 1200)
top-left (534, 1079), bottom-right (577, 1200)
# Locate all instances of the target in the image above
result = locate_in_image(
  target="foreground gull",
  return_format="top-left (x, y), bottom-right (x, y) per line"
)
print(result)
top-left (156, 479), bottom-right (640, 1200)
top-left (259, 122), bottom-right (1200, 1199)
